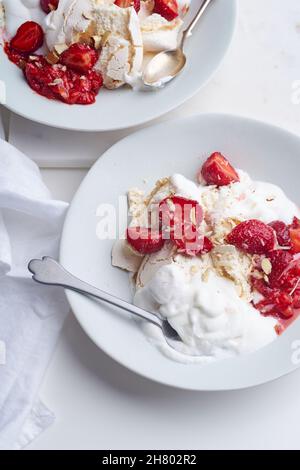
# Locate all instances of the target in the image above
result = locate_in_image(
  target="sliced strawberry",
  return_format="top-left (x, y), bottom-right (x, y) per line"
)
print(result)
top-left (127, 227), bottom-right (165, 254)
top-left (159, 196), bottom-right (204, 256)
top-left (24, 57), bottom-right (103, 105)
top-left (268, 220), bottom-right (291, 247)
top-left (10, 21), bottom-right (44, 54)
top-left (200, 152), bottom-right (240, 187)
top-left (267, 250), bottom-right (294, 288)
top-left (174, 231), bottom-right (204, 257)
top-left (159, 196), bottom-right (203, 230)
top-left (153, 0), bottom-right (179, 21)
top-left (227, 219), bottom-right (276, 255)
top-left (40, 0), bottom-right (59, 14)
top-left (60, 43), bottom-right (99, 74)
top-left (114, 0), bottom-right (141, 12)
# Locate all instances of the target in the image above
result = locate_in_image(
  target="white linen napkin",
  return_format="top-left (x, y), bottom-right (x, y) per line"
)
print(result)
top-left (0, 125), bottom-right (69, 449)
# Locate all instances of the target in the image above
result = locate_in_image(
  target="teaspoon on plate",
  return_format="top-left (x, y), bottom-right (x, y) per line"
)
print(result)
top-left (143, 0), bottom-right (214, 88)
top-left (28, 256), bottom-right (196, 356)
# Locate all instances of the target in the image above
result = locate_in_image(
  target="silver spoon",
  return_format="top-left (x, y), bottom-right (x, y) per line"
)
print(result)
top-left (143, 0), bottom-right (214, 87)
top-left (28, 256), bottom-right (190, 354)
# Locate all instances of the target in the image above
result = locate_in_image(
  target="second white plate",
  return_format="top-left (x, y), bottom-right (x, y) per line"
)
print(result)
top-left (60, 113), bottom-right (300, 391)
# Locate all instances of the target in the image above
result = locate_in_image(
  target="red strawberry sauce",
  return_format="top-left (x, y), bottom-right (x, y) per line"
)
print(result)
top-left (4, 42), bottom-right (103, 105)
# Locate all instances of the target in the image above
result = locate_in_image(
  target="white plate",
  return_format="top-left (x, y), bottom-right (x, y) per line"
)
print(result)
top-left (0, 0), bottom-right (237, 131)
top-left (60, 114), bottom-right (300, 390)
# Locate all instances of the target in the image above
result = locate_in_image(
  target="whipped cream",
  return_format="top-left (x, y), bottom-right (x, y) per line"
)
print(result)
top-left (200, 170), bottom-right (300, 226)
top-left (135, 263), bottom-right (277, 363)
top-left (113, 169), bottom-right (300, 364)
top-left (1, 0), bottom-right (43, 37)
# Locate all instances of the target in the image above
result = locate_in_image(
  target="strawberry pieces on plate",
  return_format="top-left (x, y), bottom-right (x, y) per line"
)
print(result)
top-left (114, 0), bottom-right (141, 12)
top-left (127, 227), bottom-right (165, 254)
top-left (227, 219), bottom-right (276, 255)
top-left (126, 197), bottom-right (208, 258)
top-left (25, 57), bottom-right (103, 105)
top-left (153, 0), bottom-right (179, 21)
top-left (159, 196), bottom-right (203, 230)
top-left (268, 217), bottom-right (300, 253)
top-left (40, 0), bottom-right (59, 14)
top-left (10, 21), bottom-right (44, 54)
top-left (200, 152), bottom-right (240, 187)
top-left (267, 250), bottom-right (294, 288)
top-left (251, 249), bottom-right (300, 323)
top-left (60, 44), bottom-right (99, 74)
top-left (159, 196), bottom-right (205, 256)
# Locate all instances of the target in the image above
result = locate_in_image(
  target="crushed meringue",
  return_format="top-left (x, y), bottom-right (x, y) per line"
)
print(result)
top-left (112, 166), bottom-right (300, 364)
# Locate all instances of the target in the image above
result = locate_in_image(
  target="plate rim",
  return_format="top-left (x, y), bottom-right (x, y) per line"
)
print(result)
top-left (0, 0), bottom-right (238, 132)
top-left (60, 112), bottom-right (300, 391)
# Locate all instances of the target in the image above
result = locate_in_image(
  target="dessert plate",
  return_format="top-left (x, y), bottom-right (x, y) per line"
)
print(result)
top-left (60, 114), bottom-right (300, 390)
top-left (0, 0), bottom-right (237, 131)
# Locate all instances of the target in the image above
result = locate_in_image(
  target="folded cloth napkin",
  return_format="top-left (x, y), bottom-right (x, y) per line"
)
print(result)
top-left (0, 127), bottom-right (69, 449)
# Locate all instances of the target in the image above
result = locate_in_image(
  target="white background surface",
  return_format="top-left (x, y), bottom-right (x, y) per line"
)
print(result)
top-left (2, 0), bottom-right (300, 450)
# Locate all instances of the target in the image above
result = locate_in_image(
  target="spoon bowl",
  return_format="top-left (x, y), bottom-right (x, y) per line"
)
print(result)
top-left (143, 49), bottom-right (187, 87)
top-left (143, 0), bottom-right (214, 88)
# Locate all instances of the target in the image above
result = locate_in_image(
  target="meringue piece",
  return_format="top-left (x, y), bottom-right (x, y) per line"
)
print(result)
top-left (136, 241), bottom-right (177, 288)
top-left (45, 0), bottom-right (94, 51)
top-left (211, 244), bottom-right (253, 301)
top-left (1, 0), bottom-right (43, 37)
top-left (93, 5), bottom-right (143, 88)
top-left (112, 239), bottom-right (143, 273)
top-left (141, 14), bottom-right (184, 52)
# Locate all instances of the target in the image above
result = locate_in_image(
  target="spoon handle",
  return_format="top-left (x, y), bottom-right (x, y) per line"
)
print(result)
top-left (183, 0), bottom-right (214, 41)
top-left (28, 256), bottom-right (163, 329)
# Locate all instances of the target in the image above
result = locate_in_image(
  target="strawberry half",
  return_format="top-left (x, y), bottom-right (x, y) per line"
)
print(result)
top-left (153, 0), bottom-right (179, 21)
top-left (10, 21), bottom-right (44, 54)
top-left (127, 227), bottom-right (165, 254)
top-left (200, 152), bottom-right (240, 187)
top-left (227, 219), bottom-right (276, 255)
top-left (60, 43), bottom-right (99, 74)
top-left (40, 0), bottom-right (59, 14)
top-left (114, 0), bottom-right (141, 12)
top-left (159, 196), bottom-right (204, 256)
top-left (159, 196), bottom-right (203, 230)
